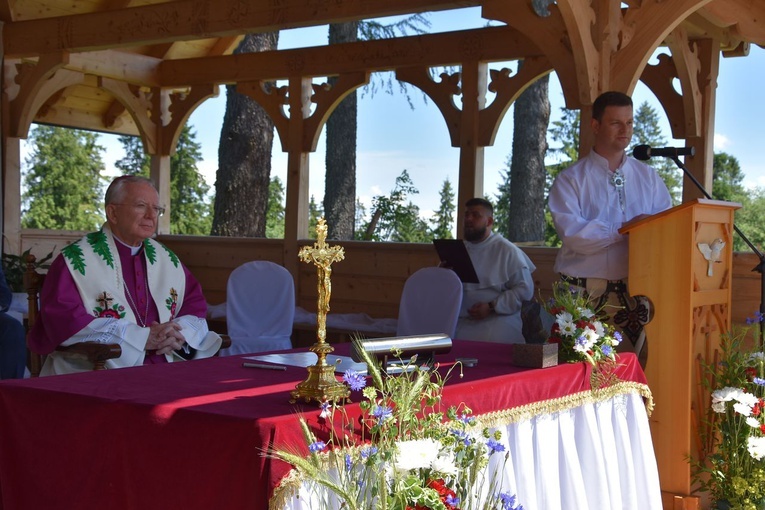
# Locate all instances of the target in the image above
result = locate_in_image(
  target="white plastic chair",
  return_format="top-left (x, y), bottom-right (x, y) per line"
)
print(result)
top-left (218, 261), bottom-right (295, 356)
top-left (396, 267), bottom-right (463, 338)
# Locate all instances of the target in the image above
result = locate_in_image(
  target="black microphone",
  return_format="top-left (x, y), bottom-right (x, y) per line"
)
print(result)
top-left (632, 144), bottom-right (695, 160)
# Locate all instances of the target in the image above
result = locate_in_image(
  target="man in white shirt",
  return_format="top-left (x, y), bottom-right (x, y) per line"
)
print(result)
top-left (454, 198), bottom-right (536, 343)
top-left (548, 91), bottom-right (673, 364)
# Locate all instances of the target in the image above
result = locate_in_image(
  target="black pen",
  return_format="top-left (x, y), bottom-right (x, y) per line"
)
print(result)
top-left (242, 362), bottom-right (287, 371)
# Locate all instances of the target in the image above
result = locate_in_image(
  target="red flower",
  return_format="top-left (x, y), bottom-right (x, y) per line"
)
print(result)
top-left (99, 309), bottom-right (120, 319)
top-left (760, 424), bottom-right (765, 434)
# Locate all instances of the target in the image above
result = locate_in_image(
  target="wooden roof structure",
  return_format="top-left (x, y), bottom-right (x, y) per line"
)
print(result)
top-left (2, 0), bottom-right (764, 272)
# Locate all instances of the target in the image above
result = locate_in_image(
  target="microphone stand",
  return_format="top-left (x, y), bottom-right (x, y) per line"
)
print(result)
top-left (669, 155), bottom-right (765, 345)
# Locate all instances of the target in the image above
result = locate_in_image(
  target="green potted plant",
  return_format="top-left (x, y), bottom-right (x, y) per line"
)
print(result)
top-left (1, 248), bottom-right (54, 293)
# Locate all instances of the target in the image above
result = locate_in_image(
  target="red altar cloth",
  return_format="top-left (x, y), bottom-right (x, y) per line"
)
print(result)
top-left (0, 341), bottom-right (647, 510)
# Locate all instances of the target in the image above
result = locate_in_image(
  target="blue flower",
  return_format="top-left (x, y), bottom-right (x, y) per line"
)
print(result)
top-left (613, 331), bottom-right (623, 345)
top-left (754, 377), bottom-right (765, 386)
top-left (343, 370), bottom-right (366, 391)
top-left (319, 401), bottom-right (331, 419)
top-left (746, 311), bottom-right (765, 324)
top-left (372, 405), bottom-right (393, 424)
top-left (450, 428), bottom-right (470, 446)
top-left (601, 344), bottom-right (613, 357)
top-left (457, 413), bottom-right (476, 425)
top-left (497, 492), bottom-right (523, 510)
top-left (345, 453), bottom-right (352, 471)
top-left (486, 438), bottom-right (505, 455)
top-left (445, 495), bottom-right (460, 506)
top-left (308, 441), bottom-right (326, 453)
top-left (360, 446), bottom-right (378, 459)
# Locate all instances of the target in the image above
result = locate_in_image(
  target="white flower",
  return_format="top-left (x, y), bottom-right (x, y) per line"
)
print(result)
top-left (712, 387), bottom-right (743, 404)
top-left (394, 438), bottom-right (441, 472)
top-left (733, 402), bottom-right (753, 417)
top-left (560, 321), bottom-right (576, 336)
top-left (556, 311), bottom-right (573, 326)
top-left (747, 417), bottom-right (761, 428)
top-left (735, 391), bottom-right (760, 407)
top-left (711, 400), bottom-right (726, 413)
top-left (592, 321), bottom-right (605, 337)
top-left (748, 436), bottom-right (765, 461)
top-left (749, 352), bottom-right (765, 363)
top-left (430, 453), bottom-right (458, 476)
top-left (577, 307), bottom-right (594, 319)
top-left (582, 328), bottom-right (600, 345)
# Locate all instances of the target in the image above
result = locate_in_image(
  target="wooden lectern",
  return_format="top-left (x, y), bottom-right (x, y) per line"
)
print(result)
top-left (620, 198), bottom-right (741, 510)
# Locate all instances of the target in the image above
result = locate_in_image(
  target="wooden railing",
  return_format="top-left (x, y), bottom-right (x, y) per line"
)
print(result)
top-left (14, 229), bottom-right (763, 325)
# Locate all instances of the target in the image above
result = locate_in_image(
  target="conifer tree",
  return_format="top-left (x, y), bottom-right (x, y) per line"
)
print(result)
top-left (22, 126), bottom-right (106, 231)
top-left (430, 178), bottom-right (456, 239)
top-left (266, 176), bottom-right (285, 239)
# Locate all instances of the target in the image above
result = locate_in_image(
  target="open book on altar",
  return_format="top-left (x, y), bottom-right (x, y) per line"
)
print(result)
top-left (433, 239), bottom-right (479, 283)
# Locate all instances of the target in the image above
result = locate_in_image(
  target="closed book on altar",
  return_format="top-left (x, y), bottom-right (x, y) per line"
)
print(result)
top-left (432, 239), bottom-right (479, 283)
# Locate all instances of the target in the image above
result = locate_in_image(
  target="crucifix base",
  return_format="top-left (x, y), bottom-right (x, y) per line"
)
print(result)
top-left (289, 342), bottom-right (350, 404)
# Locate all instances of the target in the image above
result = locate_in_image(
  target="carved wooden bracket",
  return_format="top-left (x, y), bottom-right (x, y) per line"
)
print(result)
top-left (665, 27), bottom-right (702, 138)
top-left (396, 65), bottom-right (461, 146)
top-left (236, 80), bottom-right (290, 151)
top-left (639, 31), bottom-right (703, 139)
top-left (7, 52), bottom-right (83, 138)
top-left (158, 84), bottom-right (219, 155)
top-left (483, 0), bottom-right (581, 107)
top-left (98, 77), bottom-right (156, 153)
top-left (303, 72), bottom-right (369, 152)
top-left (478, 56), bottom-right (553, 147)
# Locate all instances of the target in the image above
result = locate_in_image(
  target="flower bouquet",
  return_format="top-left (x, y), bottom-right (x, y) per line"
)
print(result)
top-left (693, 312), bottom-right (765, 509)
top-left (544, 281), bottom-right (622, 367)
top-left (270, 342), bottom-right (523, 510)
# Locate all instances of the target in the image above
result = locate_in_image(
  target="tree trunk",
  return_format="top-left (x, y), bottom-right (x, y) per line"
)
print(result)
top-left (212, 32), bottom-right (279, 237)
top-left (508, 73), bottom-right (550, 242)
top-left (323, 22), bottom-right (358, 240)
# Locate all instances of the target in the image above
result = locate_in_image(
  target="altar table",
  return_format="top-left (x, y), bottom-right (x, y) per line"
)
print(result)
top-left (0, 341), bottom-right (660, 510)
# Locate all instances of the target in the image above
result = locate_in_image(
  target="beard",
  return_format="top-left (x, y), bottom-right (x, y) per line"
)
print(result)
top-left (464, 225), bottom-right (487, 242)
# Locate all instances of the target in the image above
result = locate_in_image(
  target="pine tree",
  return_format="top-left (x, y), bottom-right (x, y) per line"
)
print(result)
top-left (116, 126), bottom-right (212, 235)
top-left (430, 178), bottom-right (456, 239)
top-left (632, 102), bottom-right (682, 204)
top-left (266, 176), bottom-right (285, 238)
top-left (358, 170), bottom-right (429, 242)
top-left (170, 126), bottom-right (212, 235)
top-left (308, 195), bottom-right (323, 239)
top-left (22, 125), bottom-right (106, 231)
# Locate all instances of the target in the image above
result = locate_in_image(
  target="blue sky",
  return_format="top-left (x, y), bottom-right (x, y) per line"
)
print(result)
top-left (35, 7), bottom-right (765, 219)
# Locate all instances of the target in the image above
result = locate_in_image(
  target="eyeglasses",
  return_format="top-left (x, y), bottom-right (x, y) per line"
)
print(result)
top-left (112, 202), bottom-right (166, 217)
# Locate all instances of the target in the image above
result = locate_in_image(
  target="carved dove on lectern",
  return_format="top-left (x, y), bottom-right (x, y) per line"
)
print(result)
top-left (697, 238), bottom-right (725, 277)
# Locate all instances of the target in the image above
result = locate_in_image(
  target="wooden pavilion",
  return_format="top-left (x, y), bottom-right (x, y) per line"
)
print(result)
top-left (2, 1), bottom-right (765, 507)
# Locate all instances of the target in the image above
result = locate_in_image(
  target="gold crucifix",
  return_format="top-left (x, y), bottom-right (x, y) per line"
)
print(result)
top-left (290, 218), bottom-right (349, 404)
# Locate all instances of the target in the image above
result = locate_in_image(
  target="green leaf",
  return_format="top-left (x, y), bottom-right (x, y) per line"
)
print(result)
top-left (143, 240), bottom-right (157, 265)
top-left (160, 244), bottom-right (179, 268)
top-left (62, 243), bottom-right (86, 276)
top-left (87, 231), bottom-right (114, 269)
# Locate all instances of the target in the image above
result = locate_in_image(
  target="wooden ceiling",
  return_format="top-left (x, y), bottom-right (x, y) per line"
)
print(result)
top-left (2, 0), bottom-right (764, 139)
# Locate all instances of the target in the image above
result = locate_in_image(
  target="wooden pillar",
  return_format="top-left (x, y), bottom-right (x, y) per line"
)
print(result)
top-left (683, 38), bottom-right (720, 202)
top-left (456, 60), bottom-right (486, 238)
top-left (149, 154), bottom-right (171, 235)
top-left (282, 77), bottom-right (312, 277)
top-left (2, 137), bottom-right (21, 255)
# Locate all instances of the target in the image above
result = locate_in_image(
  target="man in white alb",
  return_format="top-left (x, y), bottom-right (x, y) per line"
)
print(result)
top-left (454, 198), bottom-right (536, 343)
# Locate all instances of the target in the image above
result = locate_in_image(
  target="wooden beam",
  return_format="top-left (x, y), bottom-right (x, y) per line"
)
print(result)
top-left (159, 26), bottom-right (541, 87)
top-left (64, 50), bottom-right (161, 87)
top-left (3, 0), bottom-right (478, 58)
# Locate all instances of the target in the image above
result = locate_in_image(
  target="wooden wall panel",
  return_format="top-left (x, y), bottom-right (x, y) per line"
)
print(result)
top-left (14, 231), bottom-right (764, 326)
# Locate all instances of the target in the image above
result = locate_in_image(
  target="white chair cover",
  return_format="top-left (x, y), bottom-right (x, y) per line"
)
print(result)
top-left (218, 261), bottom-right (295, 356)
top-left (396, 267), bottom-right (463, 338)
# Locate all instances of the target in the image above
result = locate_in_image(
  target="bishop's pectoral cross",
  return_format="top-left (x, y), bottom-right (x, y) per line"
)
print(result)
top-left (97, 291), bottom-right (113, 310)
